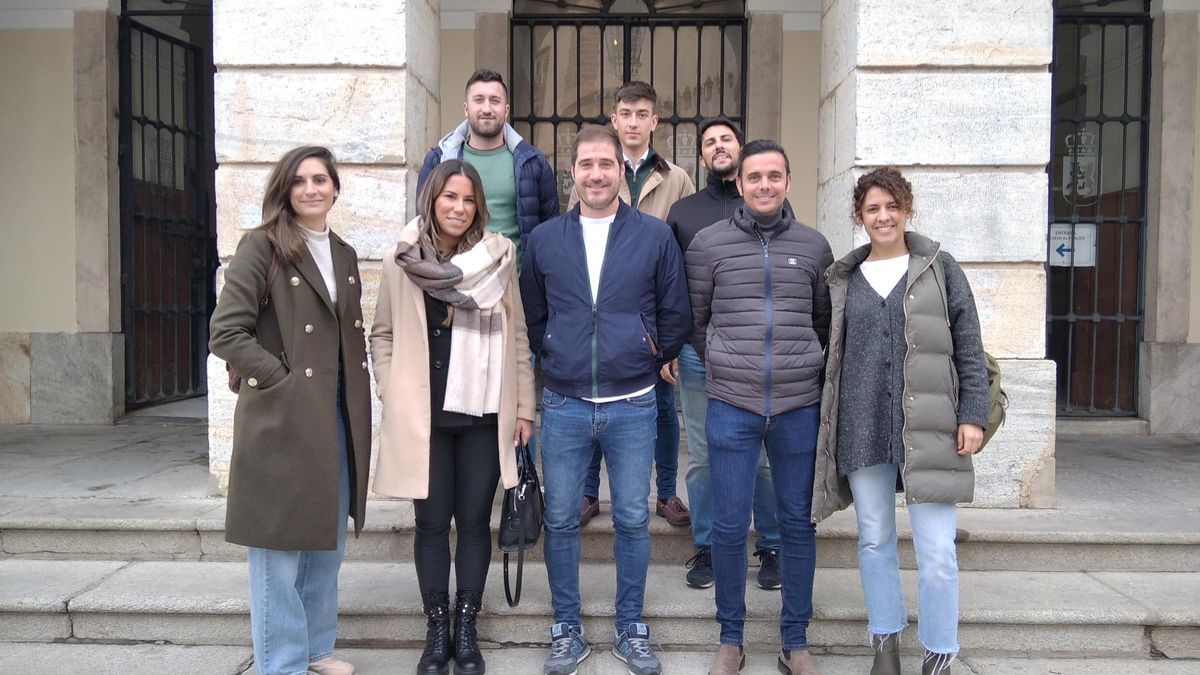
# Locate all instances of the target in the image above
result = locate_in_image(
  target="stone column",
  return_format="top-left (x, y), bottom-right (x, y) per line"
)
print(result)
top-left (817, 0), bottom-right (1057, 507)
top-left (475, 12), bottom-right (509, 80)
top-left (746, 12), bottom-right (783, 142)
top-left (1141, 5), bottom-right (1200, 433)
top-left (207, 0), bottom-right (441, 490)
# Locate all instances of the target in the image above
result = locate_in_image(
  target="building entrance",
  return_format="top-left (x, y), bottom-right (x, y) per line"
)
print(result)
top-left (1048, 0), bottom-right (1151, 415)
top-left (509, 0), bottom-right (747, 208)
top-left (118, 1), bottom-right (216, 410)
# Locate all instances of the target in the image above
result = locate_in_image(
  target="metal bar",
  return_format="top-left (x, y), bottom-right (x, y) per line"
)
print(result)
top-left (1086, 23), bottom-right (1108, 411)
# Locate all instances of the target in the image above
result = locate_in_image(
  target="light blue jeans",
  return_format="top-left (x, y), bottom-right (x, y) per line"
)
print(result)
top-left (247, 393), bottom-right (351, 675)
top-left (847, 462), bottom-right (959, 654)
top-left (539, 388), bottom-right (656, 632)
top-left (677, 344), bottom-right (779, 551)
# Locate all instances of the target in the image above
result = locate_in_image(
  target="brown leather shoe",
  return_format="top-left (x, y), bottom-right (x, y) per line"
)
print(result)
top-left (777, 649), bottom-right (821, 675)
top-left (656, 496), bottom-right (691, 527)
top-left (708, 644), bottom-right (745, 674)
top-left (309, 656), bottom-right (356, 675)
top-left (580, 496), bottom-right (600, 527)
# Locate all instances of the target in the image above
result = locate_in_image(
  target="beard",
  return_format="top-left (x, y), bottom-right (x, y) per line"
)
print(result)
top-left (468, 115), bottom-right (504, 140)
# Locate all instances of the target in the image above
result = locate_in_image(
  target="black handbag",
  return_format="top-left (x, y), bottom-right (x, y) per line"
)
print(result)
top-left (497, 442), bottom-right (544, 607)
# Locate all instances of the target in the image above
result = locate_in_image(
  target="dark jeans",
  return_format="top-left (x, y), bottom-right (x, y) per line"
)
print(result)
top-left (707, 399), bottom-right (819, 651)
top-left (584, 376), bottom-right (679, 501)
top-left (413, 424), bottom-right (501, 595)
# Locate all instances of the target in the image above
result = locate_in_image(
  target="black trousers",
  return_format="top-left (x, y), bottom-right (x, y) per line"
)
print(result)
top-left (413, 424), bottom-right (501, 596)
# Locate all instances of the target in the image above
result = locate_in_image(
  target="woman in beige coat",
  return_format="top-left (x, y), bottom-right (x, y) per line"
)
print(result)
top-left (370, 159), bottom-right (535, 675)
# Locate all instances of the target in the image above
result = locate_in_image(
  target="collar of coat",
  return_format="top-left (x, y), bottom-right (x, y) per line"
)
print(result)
top-left (827, 230), bottom-right (941, 284)
top-left (730, 203), bottom-right (796, 238)
top-left (704, 172), bottom-right (740, 198)
top-left (438, 119), bottom-right (525, 158)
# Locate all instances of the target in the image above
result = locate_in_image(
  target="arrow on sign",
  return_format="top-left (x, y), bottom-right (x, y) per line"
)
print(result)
top-left (1056, 243), bottom-right (1074, 257)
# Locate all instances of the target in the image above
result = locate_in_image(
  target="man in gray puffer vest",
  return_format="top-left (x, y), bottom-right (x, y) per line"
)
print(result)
top-left (684, 140), bottom-right (832, 675)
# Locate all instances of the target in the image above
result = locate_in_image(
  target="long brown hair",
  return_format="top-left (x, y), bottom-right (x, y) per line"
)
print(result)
top-left (416, 159), bottom-right (490, 262)
top-left (260, 146), bottom-right (341, 262)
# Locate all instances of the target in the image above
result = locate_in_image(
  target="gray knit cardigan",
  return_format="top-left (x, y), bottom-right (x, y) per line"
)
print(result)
top-left (812, 232), bottom-right (989, 523)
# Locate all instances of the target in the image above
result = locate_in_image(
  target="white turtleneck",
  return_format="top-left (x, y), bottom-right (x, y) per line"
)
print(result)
top-left (301, 224), bottom-right (337, 303)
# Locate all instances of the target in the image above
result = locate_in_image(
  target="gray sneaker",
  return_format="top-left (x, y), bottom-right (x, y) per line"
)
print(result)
top-left (544, 622), bottom-right (590, 675)
top-left (612, 622), bottom-right (662, 675)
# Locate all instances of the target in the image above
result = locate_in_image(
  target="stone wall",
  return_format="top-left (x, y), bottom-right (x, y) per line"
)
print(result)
top-left (817, 0), bottom-right (1057, 507)
top-left (208, 0), bottom-right (441, 490)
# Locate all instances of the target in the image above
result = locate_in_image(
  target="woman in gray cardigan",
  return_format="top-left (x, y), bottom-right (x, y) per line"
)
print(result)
top-left (811, 168), bottom-right (989, 675)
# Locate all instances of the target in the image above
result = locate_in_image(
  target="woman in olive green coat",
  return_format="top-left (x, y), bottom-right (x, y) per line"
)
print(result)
top-left (209, 146), bottom-right (371, 675)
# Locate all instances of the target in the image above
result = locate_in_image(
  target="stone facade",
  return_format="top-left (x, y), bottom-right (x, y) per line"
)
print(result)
top-left (207, 0), bottom-right (440, 489)
top-left (816, 0), bottom-right (1057, 507)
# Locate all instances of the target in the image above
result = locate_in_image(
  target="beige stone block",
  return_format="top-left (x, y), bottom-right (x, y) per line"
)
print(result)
top-left (817, 97), bottom-right (835, 185)
top-left (0, 333), bottom-right (32, 424)
top-left (857, 0), bottom-right (1052, 68)
top-left (832, 71), bottom-right (857, 176)
top-left (855, 72), bottom-right (1052, 166)
top-left (405, 0), bottom-right (440, 89)
top-left (215, 70), bottom-right (408, 164)
top-left (819, 0), bottom-right (856, 98)
top-left (816, 168), bottom-right (859, 257)
top-left (963, 266), bottom-right (1046, 359)
top-left (214, 0), bottom-right (408, 67)
top-left (902, 171), bottom-right (1048, 263)
top-left (970, 359), bottom-right (1056, 508)
top-left (1141, 342), bottom-right (1200, 434)
top-left (215, 165), bottom-right (409, 261)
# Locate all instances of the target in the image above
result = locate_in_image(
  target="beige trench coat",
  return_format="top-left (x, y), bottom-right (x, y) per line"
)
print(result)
top-left (369, 235), bottom-right (535, 499)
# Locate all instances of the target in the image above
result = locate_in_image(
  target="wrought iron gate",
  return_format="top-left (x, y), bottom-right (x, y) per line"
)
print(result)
top-left (1048, 0), bottom-right (1151, 415)
top-left (118, 8), bottom-right (215, 409)
top-left (510, 0), bottom-right (748, 208)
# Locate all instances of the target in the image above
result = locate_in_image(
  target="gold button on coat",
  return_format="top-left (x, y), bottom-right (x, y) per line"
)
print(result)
top-left (305, 324), bottom-right (314, 334)
top-left (354, 319), bottom-right (362, 328)
top-left (361, 360), bottom-right (368, 370)
top-left (304, 368), bottom-right (313, 378)
top-left (247, 377), bottom-right (258, 388)
top-left (290, 276), bottom-right (300, 286)
top-left (348, 275), bottom-right (356, 285)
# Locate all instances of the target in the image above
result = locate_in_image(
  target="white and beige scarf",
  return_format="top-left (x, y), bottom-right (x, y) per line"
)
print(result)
top-left (394, 217), bottom-right (514, 417)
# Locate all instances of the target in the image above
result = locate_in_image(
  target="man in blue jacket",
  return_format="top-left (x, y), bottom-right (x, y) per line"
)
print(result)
top-left (418, 69), bottom-right (559, 260)
top-left (521, 125), bottom-right (691, 675)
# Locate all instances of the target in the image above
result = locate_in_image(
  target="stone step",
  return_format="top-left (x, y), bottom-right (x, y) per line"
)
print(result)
top-left (1, 644), bottom-right (1198, 675)
top-left (3, 558), bottom-right (1197, 660)
top-left (2, 644), bottom-right (1198, 675)
top-left (2, 496), bottom-right (1197, 573)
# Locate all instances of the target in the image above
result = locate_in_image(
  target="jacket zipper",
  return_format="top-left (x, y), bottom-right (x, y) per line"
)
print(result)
top-left (758, 229), bottom-right (774, 418)
top-left (899, 249), bottom-right (940, 504)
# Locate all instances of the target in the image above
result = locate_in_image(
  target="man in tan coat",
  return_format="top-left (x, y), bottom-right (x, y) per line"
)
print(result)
top-left (572, 81), bottom-right (697, 528)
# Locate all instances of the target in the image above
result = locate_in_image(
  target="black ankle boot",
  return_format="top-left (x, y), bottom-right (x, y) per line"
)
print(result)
top-left (417, 592), bottom-right (452, 675)
top-left (452, 590), bottom-right (485, 675)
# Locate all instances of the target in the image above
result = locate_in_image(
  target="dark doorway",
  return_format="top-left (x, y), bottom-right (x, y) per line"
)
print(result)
top-left (118, 1), bottom-right (216, 409)
top-left (1048, 1), bottom-right (1151, 415)
top-left (510, 0), bottom-right (748, 208)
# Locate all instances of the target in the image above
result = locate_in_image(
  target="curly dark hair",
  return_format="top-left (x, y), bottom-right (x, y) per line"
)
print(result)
top-left (852, 167), bottom-right (914, 223)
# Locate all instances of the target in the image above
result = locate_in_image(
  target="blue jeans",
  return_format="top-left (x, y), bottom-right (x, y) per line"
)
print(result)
top-left (583, 375), bottom-right (679, 502)
top-left (707, 399), bottom-right (818, 650)
top-left (540, 388), bottom-right (657, 632)
top-left (247, 390), bottom-right (350, 675)
top-left (677, 344), bottom-right (779, 551)
top-left (847, 462), bottom-right (960, 654)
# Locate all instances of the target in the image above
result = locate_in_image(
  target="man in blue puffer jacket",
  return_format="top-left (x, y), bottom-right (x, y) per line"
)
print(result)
top-left (521, 125), bottom-right (691, 675)
top-left (417, 69), bottom-right (559, 261)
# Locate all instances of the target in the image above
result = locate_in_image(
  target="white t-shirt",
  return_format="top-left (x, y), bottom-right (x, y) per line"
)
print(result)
top-left (301, 224), bottom-right (337, 304)
top-left (859, 254), bottom-right (909, 299)
top-left (578, 212), bottom-right (655, 404)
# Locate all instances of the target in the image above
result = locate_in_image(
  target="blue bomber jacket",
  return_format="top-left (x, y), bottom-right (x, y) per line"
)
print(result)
top-left (520, 202), bottom-right (692, 399)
